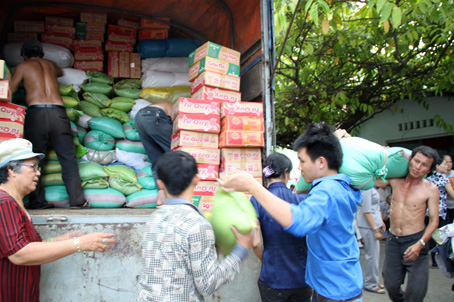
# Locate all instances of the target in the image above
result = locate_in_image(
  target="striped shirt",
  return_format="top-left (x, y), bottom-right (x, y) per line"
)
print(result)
top-left (137, 198), bottom-right (247, 302)
top-left (0, 190), bottom-right (42, 302)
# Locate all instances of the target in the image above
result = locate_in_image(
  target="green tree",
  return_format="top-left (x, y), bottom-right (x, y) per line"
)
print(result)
top-left (273, 0), bottom-right (454, 147)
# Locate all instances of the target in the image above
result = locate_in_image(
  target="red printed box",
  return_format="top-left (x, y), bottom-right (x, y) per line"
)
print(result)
top-left (73, 40), bottom-right (102, 50)
top-left (172, 97), bottom-right (221, 119)
top-left (188, 41), bottom-right (241, 66)
top-left (191, 86), bottom-right (241, 103)
top-left (139, 29), bottom-right (168, 40)
top-left (191, 71), bottom-right (240, 94)
top-left (40, 34), bottom-right (73, 49)
top-left (77, 31), bottom-right (104, 41)
top-left (0, 102), bottom-right (25, 123)
top-left (44, 24), bottom-right (75, 38)
top-left (74, 49), bottom-right (104, 61)
top-left (220, 162), bottom-right (262, 178)
top-left (45, 16), bottom-right (74, 27)
top-left (219, 131), bottom-right (264, 148)
top-left (14, 21), bottom-right (44, 32)
top-left (189, 56), bottom-right (240, 81)
top-left (130, 53), bottom-right (141, 79)
top-left (118, 18), bottom-right (141, 29)
top-left (108, 24), bottom-right (136, 36)
top-left (192, 195), bottom-right (215, 213)
top-left (220, 148), bottom-right (262, 164)
top-left (198, 164), bottom-right (219, 181)
top-left (0, 60), bottom-right (11, 81)
top-left (221, 116), bottom-right (264, 132)
top-left (141, 17), bottom-right (171, 29)
top-left (74, 61), bottom-right (103, 72)
top-left (7, 32), bottom-right (38, 42)
top-left (80, 12), bottom-right (107, 23)
top-left (0, 81), bottom-right (12, 102)
top-left (173, 113), bottom-right (221, 134)
top-left (221, 102), bottom-right (263, 117)
top-left (104, 40), bottom-right (134, 52)
top-left (0, 120), bottom-right (24, 138)
top-left (171, 130), bottom-right (219, 150)
top-left (194, 181), bottom-right (219, 196)
top-left (108, 52), bottom-right (141, 78)
top-left (108, 32), bottom-right (136, 44)
top-left (176, 146), bottom-right (220, 165)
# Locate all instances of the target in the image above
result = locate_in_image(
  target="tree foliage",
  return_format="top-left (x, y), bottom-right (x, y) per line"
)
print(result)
top-left (273, 0), bottom-right (454, 147)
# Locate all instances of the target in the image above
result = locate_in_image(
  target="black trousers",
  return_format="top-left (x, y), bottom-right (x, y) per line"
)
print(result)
top-left (24, 105), bottom-right (84, 207)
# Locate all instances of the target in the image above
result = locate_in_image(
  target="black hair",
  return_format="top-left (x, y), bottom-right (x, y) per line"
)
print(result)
top-left (21, 39), bottom-right (44, 58)
top-left (0, 161), bottom-right (24, 184)
top-left (264, 153), bottom-right (293, 180)
top-left (292, 122), bottom-right (343, 171)
top-left (411, 145), bottom-right (440, 172)
top-left (154, 151), bottom-right (198, 196)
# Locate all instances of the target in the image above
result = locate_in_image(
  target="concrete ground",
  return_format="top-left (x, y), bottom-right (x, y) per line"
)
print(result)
top-left (360, 240), bottom-right (453, 301)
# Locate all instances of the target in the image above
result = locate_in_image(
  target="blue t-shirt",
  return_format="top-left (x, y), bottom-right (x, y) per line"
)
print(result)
top-left (250, 182), bottom-right (309, 289)
top-left (285, 174), bottom-right (363, 300)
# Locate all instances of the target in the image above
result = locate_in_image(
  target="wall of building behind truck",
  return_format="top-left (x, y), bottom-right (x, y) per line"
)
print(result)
top-left (32, 209), bottom-right (261, 301)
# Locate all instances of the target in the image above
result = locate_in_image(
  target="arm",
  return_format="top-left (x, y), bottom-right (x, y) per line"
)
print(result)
top-left (445, 182), bottom-right (454, 199)
top-left (364, 213), bottom-right (385, 240)
top-left (251, 224), bottom-right (263, 261)
top-left (53, 61), bottom-right (63, 77)
top-left (10, 63), bottom-right (25, 94)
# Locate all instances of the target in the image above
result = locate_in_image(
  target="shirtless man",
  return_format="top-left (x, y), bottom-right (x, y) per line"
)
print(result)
top-left (376, 145), bottom-right (440, 302)
top-left (10, 39), bottom-right (87, 209)
top-left (134, 101), bottom-right (174, 205)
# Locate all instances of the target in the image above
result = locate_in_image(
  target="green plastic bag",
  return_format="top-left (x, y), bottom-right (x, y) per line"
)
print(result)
top-left (78, 162), bottom-right (107, 180)
top-left (59, 83), bottom-right (73, 96)
top-left (84, 188), bottom-right (126, 208)
top-left (104, 164), bottom-right (137, 182)
top-left (115, 79), bottom-right (141, 90)
top-left (126, 189), bottom-right (158, 208)
top-left (79, 101), bottom-right (102, 117)
top-left (45, 186), bottom-right (69, 208)
top-left (109, 175), bottom-right (143, 196)
top-left (42, 161), bottom-right (62, 174)
top-left (42, 173), bottom-right (64, 187)
top-left (137, 165), bottom-right (156, 190)
top-left (123, 120), bottom-right (141, 141)
top-left (83, 130), bottom-right (115, 151)
top-left (81, 178), bottom-right (109, 189)
top-left (296, 176), bottom-right (312, 192)
top-left (80, 82), bottom-right (112, 95)
top-left (62, 95), bottom-right (79, 108)
top-left (89, 117), bottom-right (125, 139)
top-left (101, 108), bottom-right (130, 123)
top-left (115, 139), bottom-right (146, 154)
top-left (86, 71), bottom-right (114, 85)
top-left (76, 125), bottom-right (87, 143)
top-left (385, 147), bottom-right (411, 178)
top-left (110, 97), bottom-right (135, 112)
top-left (207, 188), bottom-right (258, 255)
top-left (83, 92), bottom-right (112, 108)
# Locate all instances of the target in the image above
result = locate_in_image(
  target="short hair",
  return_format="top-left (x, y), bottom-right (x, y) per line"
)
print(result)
top-left (154, 151), bottom-right (198, 196)
top-left (21, 39), bottom-right (44, 58)
top-left (411, 145), bottom-right (440, 172)
top-left (292, 122), bottom-right (343, 171)
top-left (264, 153), bottom-right (293, 180)
top-left (0, 160), bottom-right (24, 184)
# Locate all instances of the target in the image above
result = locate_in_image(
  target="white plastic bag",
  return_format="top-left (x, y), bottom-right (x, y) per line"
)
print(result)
top-left (141, 57), bottom-right (189, 73)
top-left (141, 70), bottom-right (190, 88)
top-left (4, 42), bottom-right (74, 68)
top-left (57, 68), bottom-right (89, 92)
top-left (129, 99), bottom-right (151, 119)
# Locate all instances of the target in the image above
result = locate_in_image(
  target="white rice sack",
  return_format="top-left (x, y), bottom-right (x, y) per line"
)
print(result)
top-left (115, 148), bottom-right (152, 170)
top-left (141, 57), bottom-right (189, 73)
top-left (4, 42), bottom-right (74, 68)
top-left (82, 148), bottom-right (117, 165)
top-left (129, 99), bottom-right (151, 119)
top-left (58, 68), bottom-right (89, 92)
top-left (141, 70), bottom-right (190, 88)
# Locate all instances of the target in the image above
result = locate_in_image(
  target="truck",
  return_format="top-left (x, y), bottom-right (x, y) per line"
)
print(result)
top-left (0, 1), bottom-right (277, 301)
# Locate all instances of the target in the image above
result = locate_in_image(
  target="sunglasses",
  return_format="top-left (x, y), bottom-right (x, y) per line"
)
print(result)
top-left (22, 162), bottom-right (41, 172)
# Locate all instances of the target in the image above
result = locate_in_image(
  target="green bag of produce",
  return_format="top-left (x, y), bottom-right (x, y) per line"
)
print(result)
top-left (79, 101), bottom-right (102, 117)
top-left (84, 188), bottom-right (126, 208)
top-left (80, 82), bottom-right (112, 95)
top-left (46, 149), bottom-right (58, 162)
top-left (78, 162), bottom-right (107, 180)
top-left (76, 125), bottom-right (87, 143)
top-left (139, 86), bottom-right (191, 103)
top-left (86, 70), bottom-right (114, 85)
top-left (104, 164), bottom-right (137, 182)
top-left (45, 186), bottom-right (69, 208)
top-left (207, 188), bottom-right (258, 255)
top-left (385, 147), bottom-right (411, 178)
top-left (109, 175), bottom-right (143, 196)
top-left (66, 108), bottom-right (82, 122)
top-left (126, 189), bottom-right (158, 208)
top-left (115, 139), bottom-right (146, 154)
top-left (115, 79), bottom-right (141, 90)
top-left (296, 176), bottom-right (311, 192)
top-left (89, 117), bottom-right (125, 139)
top-left (123, 120), bottom-right (141, 141)
top-left (137, 165), bottom-right (156, 190)
top-left (110, 97), bottom-right (135, 112)
top-left (83, 130), bottom-right (115, 151)
top-left (101, 108), bottom-right (130, 123)
top-left (84, 148), bottom-right (116, 165)
top-left (59, 83), bottom-right (73, 96)
top-left (62, 96), bottom-right (79, 108)
top-left (75, 143), bottom-right (88, 158)
top-left (83, 92), bottom-right (112, 108)
top-left (42, 161), bottom-right (62, 174)
top-left (81, 178), bottom-right (109, 189)
top-left (42, 173), bottom-right (64, 187)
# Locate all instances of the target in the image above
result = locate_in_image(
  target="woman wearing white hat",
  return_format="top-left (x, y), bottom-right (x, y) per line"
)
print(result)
top-left (0, 138), bottom-right (115, 301)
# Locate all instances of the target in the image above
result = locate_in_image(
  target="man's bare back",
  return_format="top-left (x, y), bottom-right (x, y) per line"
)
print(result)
top-left (148, 102), bottom-right (174, 118)
top-left (10, 57), bottom-right (64, 107)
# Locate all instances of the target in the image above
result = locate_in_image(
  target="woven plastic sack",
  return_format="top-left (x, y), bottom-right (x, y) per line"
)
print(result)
top-left (101, 108), bottom-right (130, 123)
top-left (4, 42), bottom-right (74, 68)
top-left (89, 117), bottom-right (125, 139)
top-left (296, 176), bottom-right (311, 192)
top-left (104, 164), bottom-right (137, 182)
top-left (83, 92), bottom-right (112, 108)
top-left (83, 148), bottom-right (116, 165)
top-left (46, 149), bottom-right (58, 162)
top-left (115, 148), bottom-right (151, 170)
top-left (129, 99), bottom-right (151, 119)
top-left (42, 173), bottom-right (64, 187)
top-left (79, 101), bottom-right (102, 118)
top-left (137, 165), bottom-right (157, 190)
top-left (110, 97), bottom-right (135, 112)
top-left (45, 185), bottom-right (69, 208)
top-left (339, 137), bottom-right (388, 190)
top-left (58, 68), bottom-right (88, 92)
top-left (83, 130), bottom-right (115, 151)
top-left (80, 83), bottom-right (112, 95)
top-left (86, 71), bottom-right (114, 85)
top-left (76, 125), bottom-right (87, 143)
top-left (76, 113), bottom-right (92, 129)
top-left (42, 161), bottom-right (62, 174)
top-left (115, 139), bottom-right (146, 154)
top-left (123, 120), bottom-right (141, 141)
top-left (81, 178), bottom-right (109, 189)
top-left (384, 147), bottom-right (412, 178)
top-left (108, 175), bottom-right (143, 196)
top-left (141, 57), bottom-right (189, 73)
top-left (114, 87), bottom-right (141, 99)
top-left (137, 38), bottom-right (200, 58)
top-left (84, 188), bottom-right (126, 208)
top-left (139, 86), bottom-right (191, 103)
top-left (126, 189), bottom-right (159, 208)
top-left (78, 162), bottom-right (106, 180)
top-left (141, 70), bottom-right (190, 88)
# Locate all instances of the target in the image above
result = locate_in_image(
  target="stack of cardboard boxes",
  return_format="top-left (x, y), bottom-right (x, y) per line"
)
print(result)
top-left (8, 21), bottom-right (43, 43)
top-left (139, 17), bottom-right (170, 41)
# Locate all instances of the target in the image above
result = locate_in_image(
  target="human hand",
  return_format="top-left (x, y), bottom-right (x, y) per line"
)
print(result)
top-left (79, 232), bottom-right (115, 253)
top-left (231, 226), bottom-right (254, 250)
top-left (333, 128), bottom-right (351, 139)
top-left (374, 231), bottom-right (385, 240)
top-left (217, 172), bottom-right (256, 193)
top-left (403, 242), bottom-right (422, 261)
top-left (379, 223), bottom-right (386, 233)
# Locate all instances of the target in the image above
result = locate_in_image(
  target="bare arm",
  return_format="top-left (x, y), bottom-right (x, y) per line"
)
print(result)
top-left (10, 64), bottom-right (25, 94)
top-left (445, 182), bottom-right (454, 199)
top-left (251, 224), bottom-right (263, 261)
top-left (364, 213), bottom-right (385, 240)
top-left (54, 62), bottom-right (63, 77)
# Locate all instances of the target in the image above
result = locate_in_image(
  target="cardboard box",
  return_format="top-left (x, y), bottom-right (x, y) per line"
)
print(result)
top-left (74, 49), bottom-right (104, 61)
top-left (220, 148), bottom-right (262, 164)
top-left (141, 17), bottom-right (171, 29)
top-left (219, 131), bottom-right (264, 148)
top-left (221, 102), bottom-right (263, 117)
top-left (192, 195), bottom-right (215, 213)
top-left (130, 53), bottom-right (141, 79)
top-left (0, 102), bottom-right (25, 123)
top-left (107, 52), bottom-right (141, 78)
top-left (45, 16), bottom-right (74, 27)
top-left (108, 32), bottom-right (136, 44)
top-left (73, 40), bottom-right (102, 50)
top-left (193, 181), bottom-right (218, 196)
top-left (108, 24), bottom-right (136, 36)
top-left (189, 41), bottom-right (241, 66)
top-left (189, 56), bottom-right (240, 81)
top-left (220, 162), bottom-right (262, 177)
top-left (44, 24), bottom-right (75, 38)
top-left (73, 61), bottom-right (103, 72)
top-left (0, 81), bottom-right (12, 102)
top-left (14, 21), bottom-right (44, 32)
top-left (172, 97), bottom-right (221, 119)
top-left (76, 22), bottom-right (106, 33)
top-left (118, 18), bottom-right (141, 29)
top-left (0, 60), bottom-right (11, 81)
top-left (173, 113), bottom-right (220, 134)
top-left (171, 130), bottom-right (219, 150)
top-left (176, 146), bottom-right (220, 165)
top-left (105, 40), bottom-right (134, 52)
top-left (7, 32), bottom-right (38, 43)
top-left (75, 31), bottom-right (104, 41)
top-left (138, 29), bottom-right (168, 40)
top-left (119, 52), bottom-right (130, 78)
top-left (191, 71), bottom-right (240, 94)
top-left (80, 12), bottom-right (107, 23)
top-left (221, 116), bottom-right (264, 132)
top-left (40, 34), bottom-right (73, 49)
top-left (191, 85), bottom-right (241, 103)
top-left (0, 119), bottom-right (24, 138)
top-left (198, 164), bottom-right (219, 181)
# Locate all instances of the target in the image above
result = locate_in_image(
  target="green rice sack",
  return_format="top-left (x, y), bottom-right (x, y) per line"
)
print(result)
top-left (385, 147), bottom-right (411, 178)
top-left (83, 130), bottom-right (115, 151)
top-left (84, 188), bottom-right (126, 208)
top-left (42, 173), bottom-right (64, 187)
top-left (83, 92), bottom-right (112, 108)
top-left (89, 117), bottom-right (125, 139)
top-left (110, 97), bottom-right (135, 112)
top-left (137, 165), bottom-right (156, 190)
top-left (59, 83), bottom-right (73, 96)
top-left (86, 70), bottom-right (114, 85)
top-left (46, 149), bottom-right (58, 161)
top-left (81, 178), bottom-right (109, 189)
top-left (108, 175), bottom-right (143, 196)
top-left (80, 82), bottom-right (112, 95)
top-left (101, 108), bottom-right (130, 123)
top-left (115, 139), bottom-right (146, 154)
top-left (104, 164), bottom-right (137, 182)
top-left (126, 189), bottom-right (159, 208)
top-left (42, 161), bottom-right (62, 174)
top-left (79, 101), bottom-right (103, 118)
top-left (123, 120), bottom-right (141, 141)
top-left (84, 148), bottom-right (116, 165)
top-left (45, 185), bottom-right (69, 208)
top-left (78, 162), bottom-right (107, 180)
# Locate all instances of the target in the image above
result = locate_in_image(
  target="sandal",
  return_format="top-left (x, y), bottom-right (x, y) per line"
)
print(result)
top-left (69, 201), bottom-right (91, 209)
top-left (365, 287), bottom-right (386, 294)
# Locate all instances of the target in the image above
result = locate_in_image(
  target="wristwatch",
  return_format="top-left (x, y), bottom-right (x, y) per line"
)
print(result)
top-left (419, 239), bottom-right (426, 247)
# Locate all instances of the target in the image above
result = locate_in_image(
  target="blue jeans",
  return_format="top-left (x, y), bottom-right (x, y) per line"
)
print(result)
top-left (258, 279), bottom-right (312, 302)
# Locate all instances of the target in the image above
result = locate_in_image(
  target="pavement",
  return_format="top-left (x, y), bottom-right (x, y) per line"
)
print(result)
top-left (360, 240), bottom-right (453, 301)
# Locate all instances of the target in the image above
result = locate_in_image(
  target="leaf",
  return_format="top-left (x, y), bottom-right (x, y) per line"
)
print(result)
top-left (310, 3), bottom-right (319, 25)
top-left (305, 0), bottom-right (314, 13)
top-left (285, 116), bottom-right (289, 126)
top-left (384, 20), bottom-right (390, 33)
top-left (391, 6), bottom-right (402, 29)
top-left (334, 57), bottom-right (340, 65)
top-left (376, 0), bottom-right (386, 13)
top-left (379, 2), bottom-right (393, 24)
top-left (305, 43), bottom-right (314, 55)
top-left (322, 19), bottom-right (330, 34)
top-left (318, 0), bottom-right (331, 15)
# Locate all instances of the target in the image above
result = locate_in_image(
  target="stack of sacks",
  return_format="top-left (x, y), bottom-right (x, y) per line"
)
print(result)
top-left (41, 16), bottom-right (75, 49)
top-left (42, 150), bottom-right (69, 207)
top-left (74, 12), bottom-right (107, 71)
